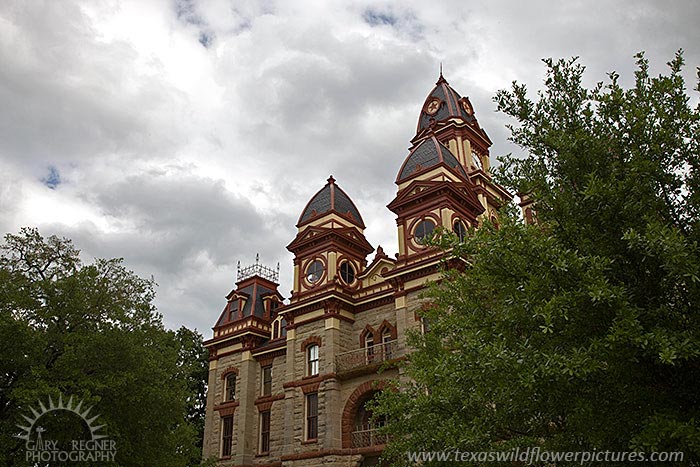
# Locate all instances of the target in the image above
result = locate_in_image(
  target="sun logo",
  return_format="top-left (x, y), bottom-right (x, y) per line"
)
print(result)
top-left (16, 394), bottom-right (107, 444)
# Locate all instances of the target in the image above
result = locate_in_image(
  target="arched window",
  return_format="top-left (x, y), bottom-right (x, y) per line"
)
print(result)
top-left (339, 261), bottom-right (356, 284)
top-left (225, 373), bottom-right (236, 402)
top-left (307, 344), bottom-right (319, 376)
top-left (414, 219), bottom-right (436, 244)
top-left (381, 328), bottom-right (393, 360)
top-left (453, 219), bottom-right (468, 242)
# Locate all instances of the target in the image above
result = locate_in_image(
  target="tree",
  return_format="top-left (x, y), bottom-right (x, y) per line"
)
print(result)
top-left (372, 51), bottom-right (700, 465)
top-left (0, 228), bottom-right (207, 466)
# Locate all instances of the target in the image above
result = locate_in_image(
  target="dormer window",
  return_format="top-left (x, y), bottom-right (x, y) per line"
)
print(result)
top-left (305, 260), bottom-right (324, 284)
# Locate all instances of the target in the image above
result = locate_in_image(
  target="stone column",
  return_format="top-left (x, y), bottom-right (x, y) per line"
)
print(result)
top-left (235, 350), bottom-right (257, 465)
top-left (323, 316), bottom-right (342, 449)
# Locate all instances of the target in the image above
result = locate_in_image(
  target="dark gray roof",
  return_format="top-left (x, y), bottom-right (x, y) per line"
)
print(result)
top-left (298, 176), bottom-right (365, 227)
top-left (417, 74), bottom-right (476, 133)
top-left (397, 136), bottom-right (468, 182)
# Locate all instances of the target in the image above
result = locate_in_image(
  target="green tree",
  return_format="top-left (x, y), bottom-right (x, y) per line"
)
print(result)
top-left (175, 326), bottom-right (209, 461)
top-left (0, 228), bottom-right (207, 466)
top-left (373, 51), bottom-right (700, 465)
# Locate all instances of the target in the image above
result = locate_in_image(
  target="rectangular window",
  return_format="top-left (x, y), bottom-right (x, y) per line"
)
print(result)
top-left (307, 344), bottom-right (319, 376)
top-left (306, 392), bottom-right (318, 440)
top-left (262, 365), bottom-right (272, 396)
top-left (221, 415), bottom-right (233, 457)
top-left (259, 411), bottom-right (271, 453)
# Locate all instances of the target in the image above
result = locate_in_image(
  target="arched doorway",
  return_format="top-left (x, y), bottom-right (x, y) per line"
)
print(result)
top-left (342, 380), bottom-right (389, 449)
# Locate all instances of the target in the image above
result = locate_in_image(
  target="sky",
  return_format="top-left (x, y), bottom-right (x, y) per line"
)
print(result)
top-left (1, 0), bottom-right (699, 335)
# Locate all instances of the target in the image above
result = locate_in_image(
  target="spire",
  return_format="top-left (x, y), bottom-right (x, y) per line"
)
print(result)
top-left (436, 63), bottom-right (448, 85)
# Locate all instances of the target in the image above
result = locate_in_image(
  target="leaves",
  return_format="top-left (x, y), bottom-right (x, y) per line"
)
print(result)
top-left (0, 229), bottom-right (206, 466)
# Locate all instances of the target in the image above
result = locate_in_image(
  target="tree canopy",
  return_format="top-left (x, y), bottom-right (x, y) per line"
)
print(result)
top-left (373, 51), bottom-right (700, 465)
top-left (0, 228), bottom-right (208, 466)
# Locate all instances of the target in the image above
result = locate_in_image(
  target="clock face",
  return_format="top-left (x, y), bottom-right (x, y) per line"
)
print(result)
top-left (462, 100), bottom-right (473, 115)
top-left (425, 99), bottom-right (441, 115)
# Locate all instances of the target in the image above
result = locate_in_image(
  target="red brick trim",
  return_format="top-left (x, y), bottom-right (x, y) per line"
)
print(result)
top-left (255, 393), bottom-right (285, 411)
top-left (215, 400), bottom-right (239, 417)
top-left (341, 380), bottom-right (390, 449)
top-left (220, 366), bottom-right (239, 380)
top-left (258, 357), bottom-right (275, 368)
top-left (300, 382), bottom-right (320, 394)
top-left (377, 320), bottom-right (398, 340)
top-left (300, 335), bottom-right (322, 352)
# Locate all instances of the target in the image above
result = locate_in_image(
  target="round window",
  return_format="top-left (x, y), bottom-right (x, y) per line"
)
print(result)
top-left (453, 220), bottom-right (468, 242)
top-left (414, 219), bottom-right (436, 244)
top-left (339, 261), bottom-right (356, 284)
top-left (305, 260), bottom-right (324, 284)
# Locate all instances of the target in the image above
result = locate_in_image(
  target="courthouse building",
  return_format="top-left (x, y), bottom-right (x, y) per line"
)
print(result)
top-left (202, 73), bottom-right (513, 466)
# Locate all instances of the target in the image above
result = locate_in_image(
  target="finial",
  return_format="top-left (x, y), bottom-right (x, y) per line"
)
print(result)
top-left (327, 175), bottom-right (336, 184)
top-left (255, 253), bottom-right (259, 264)
top-left (440, 62), bottom-right (443, 77)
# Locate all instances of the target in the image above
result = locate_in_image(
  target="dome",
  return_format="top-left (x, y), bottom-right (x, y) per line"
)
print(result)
top-left (297, 176), bottom-right (365, 228)
top-left (396, 136), bottom-right (468, 183)
top-left (416, 73), bottom-right (476, 134)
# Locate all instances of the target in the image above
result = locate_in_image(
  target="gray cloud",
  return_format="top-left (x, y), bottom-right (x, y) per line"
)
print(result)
top-left (1, 0), bottom-right (698, 334)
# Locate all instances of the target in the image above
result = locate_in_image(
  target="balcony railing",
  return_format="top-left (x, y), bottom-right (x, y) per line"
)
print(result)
top-left (351, 423), bottom-right (387, 448)
top-left (335, 339), bottom-right (403, 374)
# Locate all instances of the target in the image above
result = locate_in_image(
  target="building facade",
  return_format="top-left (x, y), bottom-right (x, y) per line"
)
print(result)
top-left (202, 74), bottom-right (512, 466)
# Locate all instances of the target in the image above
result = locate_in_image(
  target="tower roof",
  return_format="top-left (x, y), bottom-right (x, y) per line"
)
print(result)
top-left (396, 135), bottom-right (468, 183)
top-left (416, 73), bottom-right (477, 134)
top-left (297, 176), bottom-right (365, 228)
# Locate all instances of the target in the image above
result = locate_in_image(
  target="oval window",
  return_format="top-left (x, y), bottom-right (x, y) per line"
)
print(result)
top-left (453, 220), bottom-right (468, 242)
top-left (414, 219), bottom-right (436, 244)
top-left (339, 261), bottom-right (356, 284)
top-left (305, 260), bottom-right (324, 284)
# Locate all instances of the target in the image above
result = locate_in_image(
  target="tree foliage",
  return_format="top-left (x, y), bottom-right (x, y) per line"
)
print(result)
top-left (0, 228), bottom-right (208, 466)
top-left (373, 51), bottom-right (700, 465)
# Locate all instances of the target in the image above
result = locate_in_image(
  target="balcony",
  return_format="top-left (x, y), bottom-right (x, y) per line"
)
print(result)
top-left (335, 339), bottom-right (404, 377)
top-left (351, 423), bottom-right (387, 448)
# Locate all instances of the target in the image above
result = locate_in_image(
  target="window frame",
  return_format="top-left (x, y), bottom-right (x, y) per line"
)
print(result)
top-left (221, 415), bottom-right (234, 457)
top-left (413, 219), bottom-right (436, 244)
top-left (259, 410), bottom-right (271, 454)
top-left (225, 373), bottom-right (236, 402)
top-left (305, 259), bottom-right (325, 285)
top-left (261, 365), bottom-right (272, 396)
top-left (305, 392), bottom-right (318, 441)
top-left (453, 219), bottom-right (468, 242)
top-left (307, 343), bottom-right (319, 377)
top-left (365, 333), bottom-right (375, 363)
top-left (339, 261), bottom-right (356, 285)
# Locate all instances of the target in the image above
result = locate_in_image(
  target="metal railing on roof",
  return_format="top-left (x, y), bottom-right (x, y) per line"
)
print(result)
top-left (237, 254), bottom-right (280, 283)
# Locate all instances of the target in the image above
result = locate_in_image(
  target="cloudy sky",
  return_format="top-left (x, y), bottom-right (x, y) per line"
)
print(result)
top-left (1, 0), bottom-right (698, 334)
